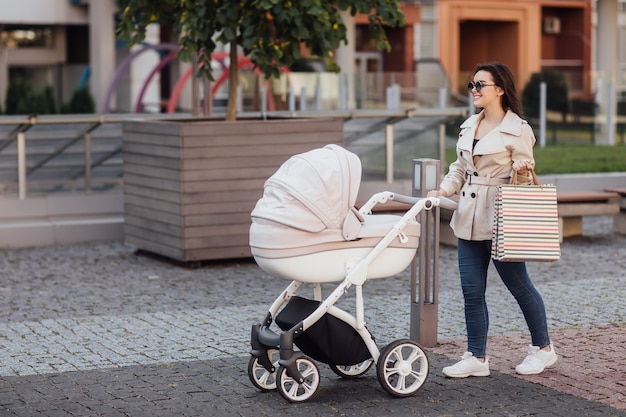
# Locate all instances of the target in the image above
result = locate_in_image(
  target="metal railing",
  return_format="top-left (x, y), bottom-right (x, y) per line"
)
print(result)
top-left (0, 108), bottom-right (467, 200)
top-left (0, 113), bottom-right (188, 198)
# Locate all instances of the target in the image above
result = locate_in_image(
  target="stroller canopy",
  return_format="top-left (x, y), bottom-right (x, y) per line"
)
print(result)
top-left (251, 144), bottom-right (362, 240)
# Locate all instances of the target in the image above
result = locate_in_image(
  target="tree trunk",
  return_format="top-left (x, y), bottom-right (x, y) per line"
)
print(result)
top-left (226, 41), bottom-right (238, 121)
top-left (203, 77), bottom-right (212, 116)
top-left (191, 54), bottom-right (200, 116)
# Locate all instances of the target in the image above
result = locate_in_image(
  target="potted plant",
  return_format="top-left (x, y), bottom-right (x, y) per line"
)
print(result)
top-left (115, 0), bottom-right (406, 262)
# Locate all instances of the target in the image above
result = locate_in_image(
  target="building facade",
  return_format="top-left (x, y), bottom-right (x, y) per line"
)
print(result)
top-left (0, 0), bottom-right (622, 122)
top-left (435, 0), bottom-right (592, 99)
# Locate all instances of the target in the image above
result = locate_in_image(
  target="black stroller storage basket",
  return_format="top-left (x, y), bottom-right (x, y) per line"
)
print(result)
top-left (275, 296), bottom-right (372, 366)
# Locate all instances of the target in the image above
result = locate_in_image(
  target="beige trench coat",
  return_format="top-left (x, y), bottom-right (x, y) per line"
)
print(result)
top-left (439, 110), bottom-right (535, 241)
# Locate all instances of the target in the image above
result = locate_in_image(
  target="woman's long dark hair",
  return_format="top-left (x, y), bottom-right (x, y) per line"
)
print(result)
top-left (474, 62), bottom-right (524, 118)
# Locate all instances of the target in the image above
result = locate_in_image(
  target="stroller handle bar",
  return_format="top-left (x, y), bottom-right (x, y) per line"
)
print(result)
top-left (358, 191), bottom-right (458, 215)
top-left (388, 193), bottom-right (458, 211)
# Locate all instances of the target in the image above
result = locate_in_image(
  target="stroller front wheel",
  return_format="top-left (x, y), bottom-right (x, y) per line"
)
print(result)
top-left (376, 339), bottom-right (429, 398)
top-left (276, 356), bottom-right (320, 402)
top-left (329, 359), bottom-right (374, 379)
top-left (248, 348), bottom-right (280, 391)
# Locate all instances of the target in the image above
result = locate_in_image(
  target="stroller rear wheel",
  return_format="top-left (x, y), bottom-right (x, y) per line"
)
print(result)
top-left (329, 359), bottom-right (374, 379)
top-left (248, 348), bottom-right (280, 391)
top-left (276, 356), bottom-right (320, 402)
top-left (376, 339), bottom-right (429, 397)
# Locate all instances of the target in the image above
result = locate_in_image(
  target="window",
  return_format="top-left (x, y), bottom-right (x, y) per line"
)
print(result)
top-left (1, 26), bottom-right (54, 49)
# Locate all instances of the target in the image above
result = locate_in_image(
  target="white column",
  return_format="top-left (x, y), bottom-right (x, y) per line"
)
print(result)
top-left (595, 0), bottom-right (618, 145)
top-left (336, 10), bottom-right (356, 109)
top-left (89, 0), bottom-right (118, 113)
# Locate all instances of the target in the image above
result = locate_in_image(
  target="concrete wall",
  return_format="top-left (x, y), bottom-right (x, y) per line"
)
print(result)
top-left (0, 192), bottom-right (123, 249)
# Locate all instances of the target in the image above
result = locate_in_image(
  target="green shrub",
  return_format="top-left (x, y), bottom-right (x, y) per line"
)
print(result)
top-left (15, 85), bottom-right (56, 115)
top-left (290, 58), bottom-right (317, 72)
top-left (5, 80), bottom-right (30, 115)
top-left (522, 70), bottom-right (569, 121)
top-left (60, 86), bottom-right (95, 114)
top-left (571, 98), bottom-right (597, 120)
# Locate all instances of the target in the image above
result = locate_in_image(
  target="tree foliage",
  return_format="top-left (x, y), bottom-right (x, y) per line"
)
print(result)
top-left (6, 84), bottom-right (56, 115)
top-left (116, 0), bottom-right (406, 119)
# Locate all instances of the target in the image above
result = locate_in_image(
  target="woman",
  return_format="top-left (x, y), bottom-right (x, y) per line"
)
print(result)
top-left (428, 62), bottom-right (557, 377)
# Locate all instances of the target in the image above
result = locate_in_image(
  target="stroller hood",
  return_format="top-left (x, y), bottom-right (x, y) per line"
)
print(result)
top-left (251, 144), bottom-right (363, 241)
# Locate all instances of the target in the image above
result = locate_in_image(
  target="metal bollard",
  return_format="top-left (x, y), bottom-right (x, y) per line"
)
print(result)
top-left (410, 158), bottom-right (441, 347)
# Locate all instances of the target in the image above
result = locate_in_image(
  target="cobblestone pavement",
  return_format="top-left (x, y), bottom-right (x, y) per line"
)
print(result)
top-left (0, 216), bottom-right (625, 416)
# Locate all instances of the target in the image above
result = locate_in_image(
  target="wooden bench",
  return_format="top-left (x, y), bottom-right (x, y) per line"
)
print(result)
top-left (357, 190), bottom-right (621, 245)
top-left (556, 190), bottom-right (621, 240)
top-left (604, 187), bottom-right (626, 235)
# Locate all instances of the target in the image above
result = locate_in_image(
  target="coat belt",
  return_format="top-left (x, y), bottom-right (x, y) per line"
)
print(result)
top-left (465, 173), bottom-right (510, 186)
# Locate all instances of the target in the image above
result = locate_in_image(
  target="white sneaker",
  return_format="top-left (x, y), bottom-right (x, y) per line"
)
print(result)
top-left (442, 352), bottom-right (490, 378)
top-left (515, 344), bottom-right (558, 375)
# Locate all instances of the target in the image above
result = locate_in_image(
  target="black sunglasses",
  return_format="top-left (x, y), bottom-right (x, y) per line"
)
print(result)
top-left (467, 81), bottom-right (496, 92)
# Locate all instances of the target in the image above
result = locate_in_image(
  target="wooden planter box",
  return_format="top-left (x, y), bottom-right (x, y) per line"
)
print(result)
top-left (122, 117), bottom-right (344, 262)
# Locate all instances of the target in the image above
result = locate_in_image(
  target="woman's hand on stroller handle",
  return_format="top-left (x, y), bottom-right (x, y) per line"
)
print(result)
top-left (372, 192), bottom-right (457, 209)
top-left (357, 191), bottom-right (458, 216)
top-left (436, 196), bottom-right (458, 210)
top-left (390, 192), bottom-right (458, 211)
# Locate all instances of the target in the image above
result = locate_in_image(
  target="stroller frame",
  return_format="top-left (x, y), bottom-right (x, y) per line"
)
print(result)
top-left (249, 192), bottom-right (444, 402)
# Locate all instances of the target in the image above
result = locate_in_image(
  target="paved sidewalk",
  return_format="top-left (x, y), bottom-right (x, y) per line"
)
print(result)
top-left (1, 216), bottom-right (625, 416)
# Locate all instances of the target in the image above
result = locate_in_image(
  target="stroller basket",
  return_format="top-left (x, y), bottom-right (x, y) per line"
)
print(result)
top-left (275, 296), bottom-right (371, 366)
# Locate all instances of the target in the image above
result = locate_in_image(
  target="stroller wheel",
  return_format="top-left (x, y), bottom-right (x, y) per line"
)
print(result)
top-left (248, 348), bottom-right (280, 391)
top-left (376, 339), bottom-right (429, 398)
top-left (329, 359), bottom-right (374, 379)
top-left (276, 356), bottom-right (320, 402)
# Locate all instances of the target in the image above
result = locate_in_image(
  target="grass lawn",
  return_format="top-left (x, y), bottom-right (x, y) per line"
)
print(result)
top-left (445, 144), bottom-right (626, 175)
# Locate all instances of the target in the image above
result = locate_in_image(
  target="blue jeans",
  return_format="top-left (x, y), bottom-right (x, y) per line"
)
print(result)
top-left (457, 238), bottom-right (551, 358)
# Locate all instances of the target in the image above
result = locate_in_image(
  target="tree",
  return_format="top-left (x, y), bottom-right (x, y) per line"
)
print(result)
top-left (61, 86), bottom-right (96, 114)
top-left (522, 70), bottom-right (569, 122)
top-left (116, 0), bottom-right (405, 120)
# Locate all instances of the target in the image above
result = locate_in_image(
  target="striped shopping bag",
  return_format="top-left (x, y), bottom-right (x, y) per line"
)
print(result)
top-left (491, 170), bottom-right (561, 262)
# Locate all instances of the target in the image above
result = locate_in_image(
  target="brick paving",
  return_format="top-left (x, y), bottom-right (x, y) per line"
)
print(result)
top-left (432, 325), bottom-right (626, 411)
top-left (431, 216), bottom-right (626, 413)
top-left (0, 216), bottom-right (625, 416)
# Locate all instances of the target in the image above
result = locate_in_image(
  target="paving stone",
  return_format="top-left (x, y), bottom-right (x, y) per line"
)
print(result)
top-left (0, 216), bottom-right (624, 415)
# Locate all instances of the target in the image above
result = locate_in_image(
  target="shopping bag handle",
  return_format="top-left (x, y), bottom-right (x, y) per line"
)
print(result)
top-left (512, 168), bottom-right (541, 186)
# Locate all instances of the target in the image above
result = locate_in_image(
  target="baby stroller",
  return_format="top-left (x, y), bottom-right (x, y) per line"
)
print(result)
top-left (248, 144), bottom-right (454, 402)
